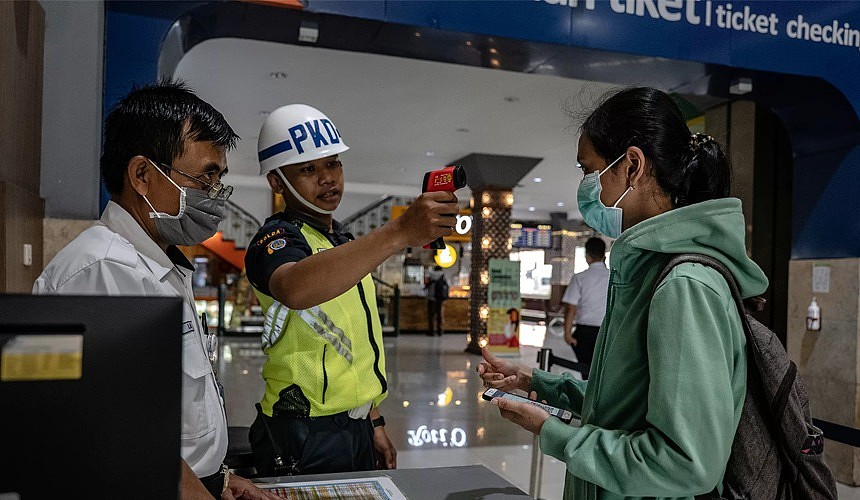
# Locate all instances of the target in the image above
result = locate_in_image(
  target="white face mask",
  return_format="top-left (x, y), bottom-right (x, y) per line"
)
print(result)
top-left (275, 168), bottom-right (335, 215)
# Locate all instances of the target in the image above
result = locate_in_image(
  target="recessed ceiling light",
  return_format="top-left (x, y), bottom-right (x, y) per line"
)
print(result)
top-left (557, 201), bottom-right (565, 207)
top-left (528, 206), bottom-right (536, 212)
top-left (465, 41), bottom-right (472, 46)
top-left (533, 177), bottom-right (542, 183)
top-left (490, 58), bottom-right (500, 68)
top-left (425, 151), bottom-right (435, 157)
top-left (270, 72), bottom-right (287, 79)
top-left (414, 32), bottom-right (421, 38)
top-left (489, 48), bottom-right (498, 54)
top-left (456, 127), bottom-right (469, 133)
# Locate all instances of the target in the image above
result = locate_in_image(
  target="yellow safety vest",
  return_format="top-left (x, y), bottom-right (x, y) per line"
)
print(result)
top-left (253, 222), bottom-right (387, 417)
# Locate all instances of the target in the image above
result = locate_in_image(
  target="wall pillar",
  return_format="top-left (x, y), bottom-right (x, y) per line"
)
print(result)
top-left (1, 1), bottom-right (45, 293)
top-left (465, 189), bottom-right (513, 354)
top-left (787, 258), bottom-right (860, 484)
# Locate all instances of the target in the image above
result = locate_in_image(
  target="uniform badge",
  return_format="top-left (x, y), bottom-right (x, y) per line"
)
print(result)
top-left (268, 238), bottom-right (287, 255)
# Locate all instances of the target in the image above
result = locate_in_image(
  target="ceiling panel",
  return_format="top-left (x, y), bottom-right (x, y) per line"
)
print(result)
top-left (173, 38), bottom-right (616, 222)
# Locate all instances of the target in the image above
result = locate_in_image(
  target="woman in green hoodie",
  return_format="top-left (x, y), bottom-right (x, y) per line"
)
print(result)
top-left (478, 87), bottom-right (769, 499)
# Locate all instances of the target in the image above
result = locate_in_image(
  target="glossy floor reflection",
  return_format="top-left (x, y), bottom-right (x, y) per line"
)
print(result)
top-left (219, 329), bottom-right (860, 499)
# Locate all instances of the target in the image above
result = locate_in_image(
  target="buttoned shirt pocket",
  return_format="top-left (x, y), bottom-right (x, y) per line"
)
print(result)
top-left (181, 332), bottom-right (217, 440)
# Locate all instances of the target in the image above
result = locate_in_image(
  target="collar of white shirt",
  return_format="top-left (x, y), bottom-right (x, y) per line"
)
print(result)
top-left (100, 201), bottom-right (193, 280)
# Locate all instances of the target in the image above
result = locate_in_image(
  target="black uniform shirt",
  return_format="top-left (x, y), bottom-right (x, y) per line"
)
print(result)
top-left (244, 210), bottom-right (353, 297)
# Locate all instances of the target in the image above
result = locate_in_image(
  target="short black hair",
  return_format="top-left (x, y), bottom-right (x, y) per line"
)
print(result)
top-left (584, 237), bottom-right (606, 260)
top-left (100, 80), bottom-right (239, 194)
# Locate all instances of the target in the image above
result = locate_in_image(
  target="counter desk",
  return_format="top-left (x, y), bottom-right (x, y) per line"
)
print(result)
top-left (253, 464), bottom-right (530, 499)
top-left (399, 296), bottom-right (470, 333)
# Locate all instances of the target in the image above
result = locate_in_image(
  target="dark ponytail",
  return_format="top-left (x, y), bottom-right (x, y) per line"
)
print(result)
top-left (577, 87), bottom-right (732, 208)
top-left (679, 133), bottom-right (732, 207)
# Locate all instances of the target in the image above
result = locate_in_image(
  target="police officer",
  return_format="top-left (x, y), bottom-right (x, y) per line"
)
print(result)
top-left (246, 104), bottom-right (458, 475)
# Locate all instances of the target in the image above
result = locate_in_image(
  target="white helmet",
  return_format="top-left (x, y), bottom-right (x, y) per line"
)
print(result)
top-left (257, 104), bottom-right (349, 175)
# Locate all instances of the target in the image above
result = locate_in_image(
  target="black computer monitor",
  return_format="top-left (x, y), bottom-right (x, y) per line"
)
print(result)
top-left (0, 295), bottom-right (183, 499)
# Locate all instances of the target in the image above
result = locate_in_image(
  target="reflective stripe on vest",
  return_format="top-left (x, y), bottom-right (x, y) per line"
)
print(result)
top-left (297, 307), bottom-right (353, 363)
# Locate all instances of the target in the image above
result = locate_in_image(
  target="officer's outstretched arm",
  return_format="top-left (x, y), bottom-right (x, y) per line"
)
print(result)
top-left (269, 191), bottom-right (457, 310)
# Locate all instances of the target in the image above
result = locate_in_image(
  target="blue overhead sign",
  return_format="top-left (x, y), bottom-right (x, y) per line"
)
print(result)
top-left (306, 0), bottom-right (860, 116)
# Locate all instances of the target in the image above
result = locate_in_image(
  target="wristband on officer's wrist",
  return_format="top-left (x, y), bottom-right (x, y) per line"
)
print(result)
top-left (371, 415), bottom-right (386, 428)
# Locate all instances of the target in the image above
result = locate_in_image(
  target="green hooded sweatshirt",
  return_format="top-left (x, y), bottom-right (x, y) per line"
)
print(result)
top-left (534, 198), bottom-right (769, 499)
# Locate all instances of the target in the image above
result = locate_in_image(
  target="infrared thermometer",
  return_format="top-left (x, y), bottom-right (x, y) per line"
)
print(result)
top-left (422, 165), bottom-right (467, 250)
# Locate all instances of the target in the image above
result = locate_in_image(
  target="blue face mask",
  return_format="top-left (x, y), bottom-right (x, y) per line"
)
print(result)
top-left (577, 153), bottom-right (633, 238)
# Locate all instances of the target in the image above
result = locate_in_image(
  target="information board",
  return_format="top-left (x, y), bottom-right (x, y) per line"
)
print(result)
top-left (487, 259), bottom-right (521, 356)
top-left (510, 223), bottom-right (553, 249)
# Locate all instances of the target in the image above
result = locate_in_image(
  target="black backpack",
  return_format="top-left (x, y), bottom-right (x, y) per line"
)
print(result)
top-left (434, 276), bottom-right (449, 302)
top-left (656, 255), bottom-right (837, 499)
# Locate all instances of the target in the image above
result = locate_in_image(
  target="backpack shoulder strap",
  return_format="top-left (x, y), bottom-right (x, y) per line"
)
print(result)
top-left (656, 254), bottom-right (748, 324)
top-left (656, 254), bottom-right (768, 370)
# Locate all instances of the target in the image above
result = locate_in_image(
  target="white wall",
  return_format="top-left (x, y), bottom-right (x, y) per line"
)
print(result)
top-left (39, 0), bottom-right (104, 219)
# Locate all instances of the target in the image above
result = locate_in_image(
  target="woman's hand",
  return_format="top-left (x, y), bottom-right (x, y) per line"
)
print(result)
top-left (491, 391), bottom-right (550, 435)
top-left (476, 347), bottom-right (531, 392)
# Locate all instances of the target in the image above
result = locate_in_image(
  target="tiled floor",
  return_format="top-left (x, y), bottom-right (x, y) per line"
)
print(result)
top-left (219, 327), bottom-right (859, 499)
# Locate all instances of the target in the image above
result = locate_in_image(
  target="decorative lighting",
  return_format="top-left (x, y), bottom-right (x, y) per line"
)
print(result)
top-left (480, 270), bottom-right (489, 286)
top-left (479, 305), bottom-right (489, 319)
top-left (482, 207), bottom-right (492, 218)
top-left (504, 193), bottom-right (514, 207)
top-left (437, 387), bottom-right (454, 407)
top-left (729, 77), bottom-right (752, 95)
top-left (481, 236), bottom-right (492, 250)
top-left (482, 193), bottom-right (491, 204)
top-left (434, 244), bottom-right (457, 268)
top-left (479, 337), bottom-right (489, 348)
top-left (489, 47), bottom-right (498, 54)
top-left (414, 32), bottom-right (422, 38)
top-left (490, 58), bottom-right (501, 68)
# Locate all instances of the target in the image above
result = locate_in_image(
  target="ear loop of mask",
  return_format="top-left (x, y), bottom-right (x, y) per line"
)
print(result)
top-left (144, 159), bottom-right (187, 220)
top-left (599, 153), bottom-right (634, 208)
top-left (275, 168), bottom-right (335, 215)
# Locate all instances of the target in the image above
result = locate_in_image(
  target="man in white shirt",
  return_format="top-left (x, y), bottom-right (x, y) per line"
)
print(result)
top-left (34, 82), bottom-right (277, 500)
top-left (561, 237), bottom-right (610, 379)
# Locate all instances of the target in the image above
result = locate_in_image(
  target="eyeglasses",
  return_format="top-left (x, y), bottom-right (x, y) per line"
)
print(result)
top-left (158, 162), bottom-right (233, 200)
